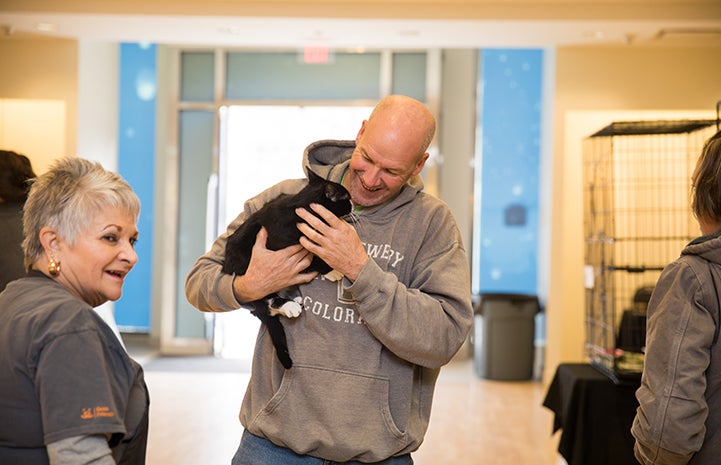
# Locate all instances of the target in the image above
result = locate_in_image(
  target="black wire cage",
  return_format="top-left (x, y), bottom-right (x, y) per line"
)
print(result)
top-left (583, 118), bottom-right (718, 384)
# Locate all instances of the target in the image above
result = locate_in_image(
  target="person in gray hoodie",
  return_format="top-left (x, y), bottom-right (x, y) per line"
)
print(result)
top-left (632, 129), bottom-right (721, 465)
top-left (185, 95), bottom-right (473, 464)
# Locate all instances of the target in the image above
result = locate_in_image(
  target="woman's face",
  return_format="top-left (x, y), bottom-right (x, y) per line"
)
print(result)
top-left (54, 207), bottom-right (138, 307)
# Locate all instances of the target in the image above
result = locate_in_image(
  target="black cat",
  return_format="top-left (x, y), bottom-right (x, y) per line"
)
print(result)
top-left (222, 171), bottom-right (353, 368)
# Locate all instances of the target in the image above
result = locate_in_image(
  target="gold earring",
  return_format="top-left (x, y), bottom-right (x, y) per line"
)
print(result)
top-left (48, 258), bottom-right (61, 277)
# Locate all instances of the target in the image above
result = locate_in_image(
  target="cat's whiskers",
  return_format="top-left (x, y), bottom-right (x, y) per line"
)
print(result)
top-left (345, 211), bottom-right (361, 227)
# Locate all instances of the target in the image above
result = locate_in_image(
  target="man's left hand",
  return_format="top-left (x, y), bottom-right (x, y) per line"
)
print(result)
top-left (296, 204), bottom-right (368, 282)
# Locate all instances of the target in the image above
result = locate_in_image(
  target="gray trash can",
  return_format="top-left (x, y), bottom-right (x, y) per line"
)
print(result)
top-left (473, 293), bottom-right (540, 380)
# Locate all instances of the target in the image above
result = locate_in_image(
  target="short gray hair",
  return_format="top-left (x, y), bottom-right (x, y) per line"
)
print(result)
top-left (23, 157), bottom-right (141, 270)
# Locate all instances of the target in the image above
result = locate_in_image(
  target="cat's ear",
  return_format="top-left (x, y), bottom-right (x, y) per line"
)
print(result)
top-left (307, 170), bottom-right (322, 183)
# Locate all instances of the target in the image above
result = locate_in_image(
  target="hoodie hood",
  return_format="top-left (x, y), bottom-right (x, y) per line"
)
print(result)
top-left (302, 139), bottom-right (354, 182)
top-left (683, 229), bottom-right (721, 265)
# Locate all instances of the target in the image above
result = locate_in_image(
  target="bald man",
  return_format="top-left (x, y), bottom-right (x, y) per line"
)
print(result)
top-left (186, 95), bottom-right (473, 465)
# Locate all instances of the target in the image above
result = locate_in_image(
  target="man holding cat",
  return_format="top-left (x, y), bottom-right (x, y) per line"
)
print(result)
top-left (185, 94), bottom-right (473, 464)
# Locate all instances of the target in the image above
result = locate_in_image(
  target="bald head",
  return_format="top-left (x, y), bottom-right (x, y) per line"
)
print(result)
top-left (363, 95), bottom-right (436, 163)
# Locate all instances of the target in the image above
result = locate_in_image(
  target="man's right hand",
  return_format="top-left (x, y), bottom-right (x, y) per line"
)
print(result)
top-left (232, 227), bottom-right (318, 303)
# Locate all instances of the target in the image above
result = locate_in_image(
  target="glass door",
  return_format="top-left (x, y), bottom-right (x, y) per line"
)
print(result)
top-left (214, 104), bottom-right (373, 359)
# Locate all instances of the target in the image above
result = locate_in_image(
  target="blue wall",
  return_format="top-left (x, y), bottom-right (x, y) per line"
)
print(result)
top-left (115, 43), bottom-right (157, 330)
top-left (477, 49), bottom-right (543, 295)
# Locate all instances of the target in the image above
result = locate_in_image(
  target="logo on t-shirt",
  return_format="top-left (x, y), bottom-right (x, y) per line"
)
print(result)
top-left (81, 406), bottom-right (116, 420)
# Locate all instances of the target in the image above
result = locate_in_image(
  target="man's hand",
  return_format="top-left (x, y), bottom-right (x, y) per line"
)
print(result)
top-left (296, 204), bottom-right (369, 282)
top-left (232, 227), bottom-right (318, 303)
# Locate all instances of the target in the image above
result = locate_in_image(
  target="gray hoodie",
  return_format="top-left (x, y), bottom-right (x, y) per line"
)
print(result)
top-left (185, 140), bottom-right (473, 462)
top-left (632, 231), bottom-right (721, 465)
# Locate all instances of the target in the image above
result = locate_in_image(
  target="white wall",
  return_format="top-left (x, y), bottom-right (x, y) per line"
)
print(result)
top-left (77, 41), bottom-right (119, 170)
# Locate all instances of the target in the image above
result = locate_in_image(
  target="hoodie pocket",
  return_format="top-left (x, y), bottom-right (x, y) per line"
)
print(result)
top-left (248, 364), bottom-right (409, 462)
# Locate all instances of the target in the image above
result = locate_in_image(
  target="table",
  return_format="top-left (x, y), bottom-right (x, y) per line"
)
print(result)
top-left (543, 363), bottom-right (641, 465)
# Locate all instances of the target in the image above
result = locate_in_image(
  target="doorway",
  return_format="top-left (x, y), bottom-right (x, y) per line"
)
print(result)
top-left (214, 104), bottom-right (374, 359)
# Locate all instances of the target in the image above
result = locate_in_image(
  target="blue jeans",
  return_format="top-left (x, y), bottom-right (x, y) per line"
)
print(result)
top-left (231, 430), bottom-right (414, 465)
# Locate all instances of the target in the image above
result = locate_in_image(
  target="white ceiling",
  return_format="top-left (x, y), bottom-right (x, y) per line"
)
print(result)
top-left (1, 9), bottom-right (720, 49)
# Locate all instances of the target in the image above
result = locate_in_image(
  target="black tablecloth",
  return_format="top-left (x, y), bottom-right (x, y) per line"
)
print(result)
top-left (543, 363), bottom-right (641, 465)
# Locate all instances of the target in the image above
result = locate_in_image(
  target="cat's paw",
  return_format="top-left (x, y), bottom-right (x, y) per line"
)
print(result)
top-left (323, 269), bottom-right (344, 282)
top-left (270, 297), bottom-right (303, 318)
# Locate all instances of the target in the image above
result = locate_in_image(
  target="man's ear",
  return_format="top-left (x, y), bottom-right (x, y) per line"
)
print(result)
top-left (411, 153), bottom-right (430, 176)
top-left (355, 120), bottom-right (368, 143)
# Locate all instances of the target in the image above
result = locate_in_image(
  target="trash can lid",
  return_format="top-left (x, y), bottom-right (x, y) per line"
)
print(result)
top-left (474, 293), bottom-right (540, 314)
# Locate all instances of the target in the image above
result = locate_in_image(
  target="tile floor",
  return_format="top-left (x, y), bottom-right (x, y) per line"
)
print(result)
top-left (127, 336), bottom-right (564, 465)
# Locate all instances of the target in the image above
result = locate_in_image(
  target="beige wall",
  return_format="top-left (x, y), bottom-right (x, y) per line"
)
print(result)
top-left (545, 44), bottom-right (721, 381)
top-left (0, 37), bottom-right (78, 172)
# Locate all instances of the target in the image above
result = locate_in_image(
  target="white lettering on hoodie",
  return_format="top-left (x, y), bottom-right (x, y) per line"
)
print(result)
top-left (299, 242), bottom-right (403, 327)
top-left (302, 296), bottom-right (365, 325)
top-left (363, 242), bottom-right (404, 268)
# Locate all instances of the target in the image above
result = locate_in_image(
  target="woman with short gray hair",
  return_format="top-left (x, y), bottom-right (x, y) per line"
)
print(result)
top-left (0, 157), bottom-right (149, 465)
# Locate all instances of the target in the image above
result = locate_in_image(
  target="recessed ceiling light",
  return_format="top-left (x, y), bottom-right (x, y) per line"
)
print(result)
top-left (218, 26), bottom-right (243, 35)
top-left (303, 30), bottom-right (328, 42)
top-left (35, 22), bottom-right (56, 32)
top-left (583, 30), bottom-right (607, 40)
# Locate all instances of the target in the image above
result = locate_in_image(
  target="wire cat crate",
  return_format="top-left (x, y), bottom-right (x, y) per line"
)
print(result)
top-left (583, 119), bottom-right (717, 384)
